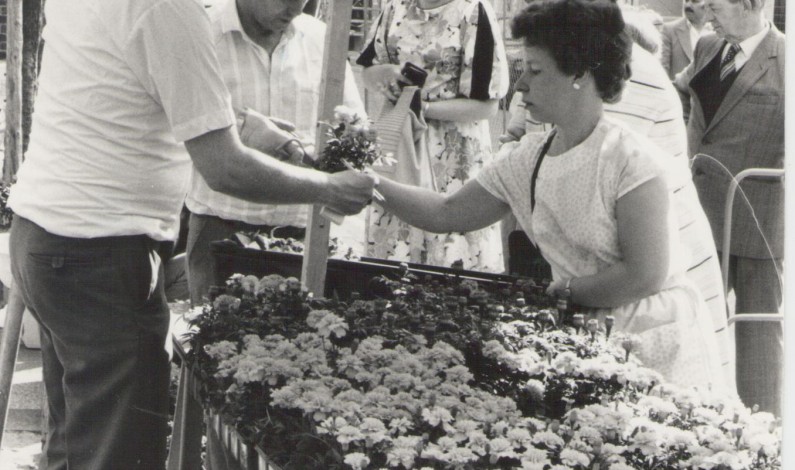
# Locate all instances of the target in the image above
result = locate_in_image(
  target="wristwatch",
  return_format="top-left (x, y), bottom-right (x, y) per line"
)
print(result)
top-left (560, 278), bottom-right (573, 301)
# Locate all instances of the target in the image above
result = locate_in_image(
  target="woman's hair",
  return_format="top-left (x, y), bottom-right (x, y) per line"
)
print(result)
top-left (512, 0), bottom-right (632, 103)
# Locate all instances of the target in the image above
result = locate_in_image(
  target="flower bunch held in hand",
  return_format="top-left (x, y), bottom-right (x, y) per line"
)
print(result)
top-left (315, 105), bottom-right (394, 173)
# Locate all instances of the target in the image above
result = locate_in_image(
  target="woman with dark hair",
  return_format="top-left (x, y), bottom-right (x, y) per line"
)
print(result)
top-left (371, 0), bottom-right (725, 389)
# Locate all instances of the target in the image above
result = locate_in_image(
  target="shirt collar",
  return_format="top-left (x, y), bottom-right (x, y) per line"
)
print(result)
top-left (218, 0), bottom-right (244, 35)
top-left (735, 21), bottom-right (770, 59)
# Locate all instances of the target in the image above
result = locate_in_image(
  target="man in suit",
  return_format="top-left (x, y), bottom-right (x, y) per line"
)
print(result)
top-left (674, 0), bottom-right (784, 415)
top-left (661, 0), bottom-right (709, 79)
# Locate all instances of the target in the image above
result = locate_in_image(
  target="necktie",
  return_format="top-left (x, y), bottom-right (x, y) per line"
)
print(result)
top-left (720, 43), bottom-right (741, 81)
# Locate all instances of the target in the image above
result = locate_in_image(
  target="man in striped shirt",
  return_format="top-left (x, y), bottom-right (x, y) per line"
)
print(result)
top-left (185, 0), bottom-right (367, 306)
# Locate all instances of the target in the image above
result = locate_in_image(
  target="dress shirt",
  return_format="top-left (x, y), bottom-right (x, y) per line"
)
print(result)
top-left (186, 0), bottom-right (366, 227)
top-left (8, 0), bottom-right (235, 241)
top-left (723, 21), bottom-right (770, 70)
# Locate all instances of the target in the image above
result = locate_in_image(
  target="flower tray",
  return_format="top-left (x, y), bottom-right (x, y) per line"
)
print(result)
top-left (207, 411), bottom-right (282, 470)
top-left (209, 240), bottom-right (529, 298)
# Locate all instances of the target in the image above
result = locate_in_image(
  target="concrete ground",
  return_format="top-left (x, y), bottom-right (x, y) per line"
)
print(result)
top-left (0, 343), bottom-right (43, 470)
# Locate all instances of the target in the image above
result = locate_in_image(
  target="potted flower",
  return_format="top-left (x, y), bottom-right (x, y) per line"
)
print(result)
top-left (185, 271), bottom-right (780, 469)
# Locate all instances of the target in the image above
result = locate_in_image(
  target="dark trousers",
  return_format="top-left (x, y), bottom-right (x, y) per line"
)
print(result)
top-left (185, 212), bottom-right (304, 306)
top-left (10, 217), bottom-right (171, 470)
top-left (723, 252), bottom-right (783, 415)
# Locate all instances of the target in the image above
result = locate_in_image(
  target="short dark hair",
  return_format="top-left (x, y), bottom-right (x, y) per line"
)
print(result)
top-left (511, 0), bottom-right (633, 103)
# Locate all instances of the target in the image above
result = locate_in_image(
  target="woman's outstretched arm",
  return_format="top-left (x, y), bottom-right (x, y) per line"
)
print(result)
top-left (375, 176), bottom-right (511, 234)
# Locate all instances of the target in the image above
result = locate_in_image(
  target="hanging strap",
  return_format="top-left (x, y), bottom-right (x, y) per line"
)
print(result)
top-left (530, 129), bottom-right (557, 212)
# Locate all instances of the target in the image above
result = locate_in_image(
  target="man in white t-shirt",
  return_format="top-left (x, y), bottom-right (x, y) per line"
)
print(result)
top-left (7, 0), bottom-right (375, 468)
top-left (185, 0), bottom-right (366, 306)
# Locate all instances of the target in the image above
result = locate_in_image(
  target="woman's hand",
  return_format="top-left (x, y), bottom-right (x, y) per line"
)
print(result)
top-left (362, 64), bottom-right (411, 102)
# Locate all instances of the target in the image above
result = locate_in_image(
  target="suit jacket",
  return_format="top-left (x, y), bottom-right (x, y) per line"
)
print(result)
top-left (675, 26), bottom-right (785, 259)
top-left (661, 17), bottom-right (694, 79)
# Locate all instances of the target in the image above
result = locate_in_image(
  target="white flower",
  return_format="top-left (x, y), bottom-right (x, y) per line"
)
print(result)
top-left (702, 450), bottom-right (744, 470)
top-left (560, 448), bottom-right (590, 467)
top-left (313, 311), bottom-right (349, 338)
top-left (183, 306), bottom-right (205, 322)
top-left (523, 379), bottom-right (545, 400)
top-left (608, 463), bottom-right (635, 470)
top-left (522, 447), bottom-right (549, 463)
top-left (343, 452), bottom-right (370, 470)
top-left (336, 425), bottom-right (364, 445)
top-left (489, 437), bottom-right (517, 459)
top-left (360, 417), bottom-right (390, 444)
top-left (637, 395), bottom-right (679, 418)
top-left (506, 427), bottom-right (533, 448)
top-left (467, 430), bottom-right (490, 456)
top-left (388, 417), bottom-right (412, 436)
top-left (203, 340), bottom-right (238, 361)
top-left (748, 432), bottom-right (780, 457)
top-left (317, 416), bottom-right (347, 435)
top-left (446, 446), bottom-right (477, 465)
top-left (551, 351), bottom-right (579, 374)
top-left (520, 463), bottom-right (548, 470)
top-left (334, 105), bottom-right (362, 125)
top-left (240, 274), bottom-right (259, 294)
top-left (532, 431), bottom-right (565, 449)
top-left (421, 406), bottom-right (453, 427)
top-left (386, 445), bottom-right (417, 468)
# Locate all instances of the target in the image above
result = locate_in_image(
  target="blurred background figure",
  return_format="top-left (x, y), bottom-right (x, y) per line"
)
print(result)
top-left (662, 0), bottom-right (711, 80)
top-left (357, 0), bottom-right (509, 273)
top-left (674, 0), bottom-right (784, 415)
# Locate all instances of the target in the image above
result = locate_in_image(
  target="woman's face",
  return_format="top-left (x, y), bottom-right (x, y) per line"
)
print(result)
top-left (514, 45), bottom-right (576, 125)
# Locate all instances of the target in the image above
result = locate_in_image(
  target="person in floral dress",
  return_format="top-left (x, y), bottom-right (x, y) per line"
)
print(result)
top-left (356, 0), bottom-right (509, 272)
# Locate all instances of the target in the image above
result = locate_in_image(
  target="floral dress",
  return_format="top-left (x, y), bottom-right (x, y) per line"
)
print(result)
top-left (477, 118), bottom-right (726, 390)
top-left (357, 0), bottom-right (509, 272)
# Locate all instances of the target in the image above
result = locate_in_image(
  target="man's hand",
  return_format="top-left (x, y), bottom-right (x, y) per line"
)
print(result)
top-left (323, 170), bottom-right (377, 215)
top-left (237, 108), bottom-right (305, 164)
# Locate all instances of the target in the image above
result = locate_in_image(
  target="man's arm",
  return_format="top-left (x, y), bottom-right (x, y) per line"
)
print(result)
top-left (184, 126), bottom-right (375, 215)
top-left (673, 56), bottom-right (697, 123)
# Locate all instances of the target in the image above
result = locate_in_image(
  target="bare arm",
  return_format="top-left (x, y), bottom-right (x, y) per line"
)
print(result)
top-left (548, 177), bottom-right (670, 308)
top-left (375, 176), bottom-right (511, 233)
top-left (185, 126), bottom-right (375, 215)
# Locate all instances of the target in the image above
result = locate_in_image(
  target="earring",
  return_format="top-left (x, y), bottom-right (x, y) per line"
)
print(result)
top-left (572, 83), bottom-right (581, 90)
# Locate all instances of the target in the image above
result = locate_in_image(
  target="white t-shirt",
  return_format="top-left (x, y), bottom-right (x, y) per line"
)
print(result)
top-left (9, 0), bottom-right (236, 241)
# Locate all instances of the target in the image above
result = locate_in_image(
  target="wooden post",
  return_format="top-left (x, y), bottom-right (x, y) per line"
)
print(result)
top-left (0, 287), bottom-right (25, 449)
top-left (301, 0), bottom-right (353, 296)
top-left (3, 0), bottom-right (22, 184)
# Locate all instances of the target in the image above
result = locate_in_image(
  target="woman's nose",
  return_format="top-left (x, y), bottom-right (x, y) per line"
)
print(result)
top-left (515, 72), bottom-right (530, 93)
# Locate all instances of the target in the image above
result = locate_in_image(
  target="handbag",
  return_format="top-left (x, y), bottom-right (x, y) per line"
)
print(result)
top-left (367, 86), bottom-right (437, 262)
